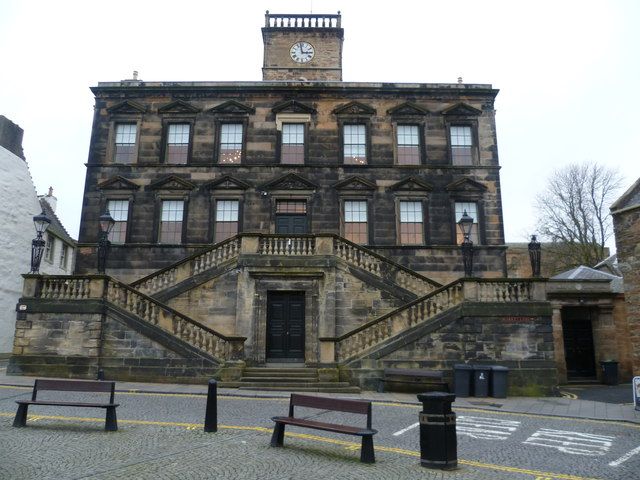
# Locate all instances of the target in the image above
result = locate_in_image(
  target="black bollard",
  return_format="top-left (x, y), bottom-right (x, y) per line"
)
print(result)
top-left (204, 379), bottom-right (218, 432)
top-left (97, 369), bottom-right (105, 381)
top-left (417, 391), bottom-right (457, 470)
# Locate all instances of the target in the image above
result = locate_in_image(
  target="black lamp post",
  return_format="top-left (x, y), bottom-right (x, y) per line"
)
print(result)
top-left (97, 209), bottom-right (116, 274)
top-left (528, 234), bottom-right (541, 277)
top-left (30, 210), bottom-right (51, 273)
top-left (457, 210), bottom-right (474, 277)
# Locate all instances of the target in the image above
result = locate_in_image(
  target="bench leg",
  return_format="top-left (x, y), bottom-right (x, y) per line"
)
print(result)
top-left (270, 422), bottom-right (285, 447)
top-left (13, 404), bottom-right (29, 428)
top-left (105, 407), bottom-right (118, 432)
top-left (360, 435), bottom-right (375, 464)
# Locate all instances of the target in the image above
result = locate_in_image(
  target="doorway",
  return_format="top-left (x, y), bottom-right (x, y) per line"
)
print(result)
top-left (266, 291), bottom-right (305, 362)
top-left (275, 200), bottom-right (308, 234)
top-left (562, 307), bottom-right (596, 379)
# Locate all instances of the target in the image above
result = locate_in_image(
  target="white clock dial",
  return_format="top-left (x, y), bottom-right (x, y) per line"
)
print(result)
top-left (290, 41), bottom-right (315, 63)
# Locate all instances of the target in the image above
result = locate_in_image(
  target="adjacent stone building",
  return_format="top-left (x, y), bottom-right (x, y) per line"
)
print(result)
top-left (0, 117), bottom-right (76, 354)
top-left (611, 179), bottom-right (640, 376)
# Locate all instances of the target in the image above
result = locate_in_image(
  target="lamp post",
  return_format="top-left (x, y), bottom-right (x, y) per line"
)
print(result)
top-left (97, 209), bottom-right (115, 274)
top-left (30, 210), bottom-right (51, 273)
top-left (528, 234), bottom-right (541, 277)
top-left (457, 210), bottom-right (474, 277)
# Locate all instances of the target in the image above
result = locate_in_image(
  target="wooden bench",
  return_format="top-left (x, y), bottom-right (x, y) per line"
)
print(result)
top-left (381, 368), bottom-right (449, 393)
top-left (13, 379), bottom-right (119, 431)
top-left (271, 394), bottom-right (377, 463)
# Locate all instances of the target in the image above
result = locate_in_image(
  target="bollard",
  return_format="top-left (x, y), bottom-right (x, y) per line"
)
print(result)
top-left (204, 379), bottom-right (218, 432)
top-left (417, 392), bottom-right (457, 470)
top-left (97, 369), bottom-right (105, 381)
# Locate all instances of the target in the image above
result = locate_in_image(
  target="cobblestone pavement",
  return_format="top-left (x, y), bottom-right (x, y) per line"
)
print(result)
top-left (1, 381), bottom-right (640, 480)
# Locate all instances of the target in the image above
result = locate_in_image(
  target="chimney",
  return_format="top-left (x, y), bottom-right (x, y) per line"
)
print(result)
top-left (0, 115), bottom-right (25, 159)
top-left (42, 186), bottom-right (57, 212)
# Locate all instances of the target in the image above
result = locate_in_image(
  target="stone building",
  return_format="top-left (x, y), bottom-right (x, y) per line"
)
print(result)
top-left (0, 117), bottom-right (76, 354)
top-left (9, 13), bottom-right (557, 393)
top-left (611, 179), bottom-right (640, 376)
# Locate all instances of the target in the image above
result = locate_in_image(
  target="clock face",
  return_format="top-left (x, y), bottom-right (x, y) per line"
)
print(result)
top-left (290, 41), bottom-right (315, 63)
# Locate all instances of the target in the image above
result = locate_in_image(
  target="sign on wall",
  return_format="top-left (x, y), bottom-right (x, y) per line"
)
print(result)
top-left (633, 376), bottom-right (640, 411)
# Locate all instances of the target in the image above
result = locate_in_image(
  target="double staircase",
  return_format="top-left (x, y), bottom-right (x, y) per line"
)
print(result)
top-left (20, 233), bottom-right (543, 390)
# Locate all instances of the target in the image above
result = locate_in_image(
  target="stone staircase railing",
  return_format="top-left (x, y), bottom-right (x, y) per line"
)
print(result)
top-left (131, 236), bottom-right (242, 296)
top-left (320, 278), bottom-right (546, 363)
top-left (25, 275), bottom-right (246, 362)
top-left (332, 237), bottom-right (440, 296)
top-left (129, 234), bottom-right (440, 299)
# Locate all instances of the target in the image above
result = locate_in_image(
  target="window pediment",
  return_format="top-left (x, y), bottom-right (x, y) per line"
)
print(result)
top-left (158, 100), bottom-right (201, 114)
top-left (148, 175), bottom-right (196, 191)
top-left (202, 175), bottom-right (251, 191)
top-left (446, 178), bottom-right (487, 192)
top-left (261, 173), bottom-right (318, 192)
top-left (209, 100), bottom-right (255, 115)
top-left (333, 176), bottom-right (376, 191)
top-left (390, 177), bottom-right (432, 192)
top-left (106, 100), bottom-right (146, 114)
top-left (271, 100), bottom-right (316, 114)
top-left (97, 176), bottom-right (140, 191)
top-left (332, 101), bottom-right (376, 116)
top-left (441, 103), bottom-right (482, 117)
top-left (387, 102), bottom-right (429, 116)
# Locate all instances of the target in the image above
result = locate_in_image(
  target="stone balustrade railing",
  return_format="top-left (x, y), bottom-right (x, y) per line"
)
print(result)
top-left (322, 278), bottom-right (546, 363)
top-left (258, 235), bottom-right (316, 255)
top-left (132, 236), bottom-right (241, 296)
top-left (24, 275), bottom-right (245, 362)
top-left (265, 12), bottom-right (341, 28)
top-left (333, 237), bottom-right (439, 296)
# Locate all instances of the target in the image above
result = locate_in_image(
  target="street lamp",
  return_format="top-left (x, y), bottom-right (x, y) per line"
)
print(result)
top-left (457, 210), bottom-right (474, 277)
top-left (97, 209), bottom-right (115, 274)
top-left (30, 210), bottom-right (51, 273)
top-left (528, 234), bottom-right (541, 277)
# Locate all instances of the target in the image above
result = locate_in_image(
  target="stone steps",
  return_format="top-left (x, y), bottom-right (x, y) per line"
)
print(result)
top-left (237, 367), bottom-right (360, 393)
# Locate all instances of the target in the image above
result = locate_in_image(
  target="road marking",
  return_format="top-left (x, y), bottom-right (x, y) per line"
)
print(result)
top-left (0, 411), bottom-right (600, 480)
top-left (1, 384), bottom-right (638, 430)
top-left (457, 415), bottom-right (521, 440)
top-left (393, 422), bottom-right (419, 436)
top-left (524, 428), bottom-right (614, 456)
top-left (560, 391), bottom-right (578, 400)
top-left (608, 444), bottom-right (640, 467)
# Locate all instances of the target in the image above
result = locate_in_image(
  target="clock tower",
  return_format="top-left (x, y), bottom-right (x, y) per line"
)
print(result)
top-left (262, 11), bottom-right (343, 81)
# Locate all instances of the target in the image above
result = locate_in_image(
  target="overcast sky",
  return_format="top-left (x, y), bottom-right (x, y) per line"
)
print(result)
top-left (1, 0), bottom-right (638, 248)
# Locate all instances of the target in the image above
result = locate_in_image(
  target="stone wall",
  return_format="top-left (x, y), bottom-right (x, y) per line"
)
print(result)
top-left (613, 205), bottom-right (640, 376)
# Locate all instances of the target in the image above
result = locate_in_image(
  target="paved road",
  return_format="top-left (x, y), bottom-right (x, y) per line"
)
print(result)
top-left (1, 384), bottom-right (639, 479)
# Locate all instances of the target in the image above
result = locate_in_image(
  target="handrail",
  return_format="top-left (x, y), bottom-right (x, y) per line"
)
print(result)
top-left (30, 275), bottom-right (245, 362)
top-left (322, 277), bottom-right (544, 362)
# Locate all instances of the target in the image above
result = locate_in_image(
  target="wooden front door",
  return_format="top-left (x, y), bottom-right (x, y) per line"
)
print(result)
top-left (562, 307), bottom-right (596, 378)
top-left (266, 292), bottom-right (305, 361)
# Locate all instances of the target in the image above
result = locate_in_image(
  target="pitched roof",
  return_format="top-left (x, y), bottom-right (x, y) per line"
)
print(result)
top-left (551, 265), bottom-right (623, 293)
top-left (611, 177), bottom-right (640, 213)
top-left (39, 198), bottom-right (76, 245)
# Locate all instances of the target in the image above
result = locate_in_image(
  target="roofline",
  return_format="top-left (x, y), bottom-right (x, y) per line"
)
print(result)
top-left (91, 81), bottom-right (498, 97)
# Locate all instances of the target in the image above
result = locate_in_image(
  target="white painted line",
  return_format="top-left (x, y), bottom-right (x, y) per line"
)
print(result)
top-left (523, 428), bottom-right (614, 456)
top-left (609, 445), bottom-right (640, 467)
top-left (393, 422), bottom-right (419, 436)
top-left (457, 416), bottom-right (521, 440)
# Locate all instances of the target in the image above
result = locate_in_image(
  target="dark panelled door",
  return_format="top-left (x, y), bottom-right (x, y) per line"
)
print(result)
top-left (562, 307), bottom-right (596, 378)
top-left (266, 292), bottom-right (305, 361)
top-left (275, 215), bottom-right (307, 234)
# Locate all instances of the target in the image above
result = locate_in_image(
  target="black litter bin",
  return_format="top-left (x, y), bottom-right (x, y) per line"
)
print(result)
top-left (473, 366), bottom-right (491, 397)
top-left (454, 364), bottom-right (474, 397)
top-left (491, 366), bottom-right (509, 398)
top-left (600, 361), bottom-right (619, 386)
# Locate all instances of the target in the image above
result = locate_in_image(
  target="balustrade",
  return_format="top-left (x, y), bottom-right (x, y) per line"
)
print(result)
top-left (477, 281), bottom-right (532, 302)
top-left (259, 236), bottom-right (315, 255)
top-left (265, 13), bottom-right (340, 28)
top-left (39, 277), bottom-right (91, 300)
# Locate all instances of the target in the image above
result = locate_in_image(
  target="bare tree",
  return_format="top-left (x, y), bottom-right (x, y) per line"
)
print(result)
top-left (535, 162), bottom-right (623, 271)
